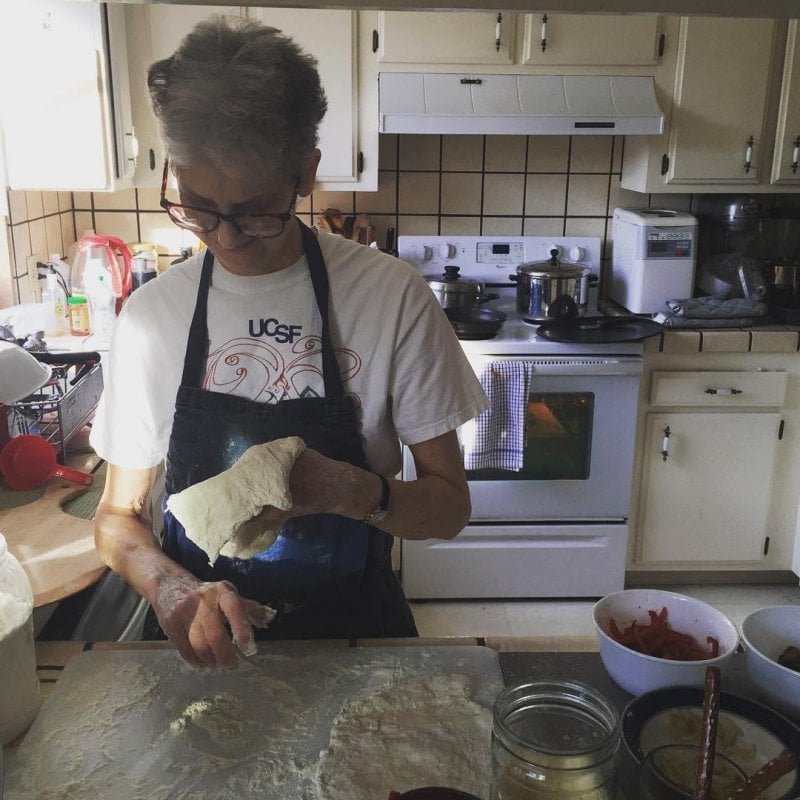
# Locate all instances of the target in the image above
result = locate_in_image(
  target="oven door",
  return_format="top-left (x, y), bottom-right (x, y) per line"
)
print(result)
top-left (403, 355), bottom-right (643, 521)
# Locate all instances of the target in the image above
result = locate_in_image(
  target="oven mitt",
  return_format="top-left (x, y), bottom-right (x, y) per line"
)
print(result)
top-left (165, 436), bottom-right (306, 566)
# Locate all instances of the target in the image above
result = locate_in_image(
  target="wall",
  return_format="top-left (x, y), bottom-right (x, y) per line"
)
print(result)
top-left (2, 133), bottom-right (799, 306)
top-left (2, 190), bottom-right (75, 308)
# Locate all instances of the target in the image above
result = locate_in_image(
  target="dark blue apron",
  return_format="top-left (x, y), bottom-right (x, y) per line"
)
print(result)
top-left (148, 221), bottom-right (417, 640)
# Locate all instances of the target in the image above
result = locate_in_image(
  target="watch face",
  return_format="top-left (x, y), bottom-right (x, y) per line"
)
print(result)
top-left (366, 509), bottom-right (388, 526)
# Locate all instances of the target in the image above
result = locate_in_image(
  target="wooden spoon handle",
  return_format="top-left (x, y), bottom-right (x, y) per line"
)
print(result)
top-left (725, 749), bottom-right (797, 800)
top-left (694, 665), bottom-right (722, 800)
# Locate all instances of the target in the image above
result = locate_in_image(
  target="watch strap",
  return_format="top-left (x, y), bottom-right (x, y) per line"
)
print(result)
top-left (363, 473), bottom-right (390, 525)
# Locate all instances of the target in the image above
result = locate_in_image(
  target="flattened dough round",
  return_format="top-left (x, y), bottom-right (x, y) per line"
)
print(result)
top-left (315, 673), bottom-right (492, 799)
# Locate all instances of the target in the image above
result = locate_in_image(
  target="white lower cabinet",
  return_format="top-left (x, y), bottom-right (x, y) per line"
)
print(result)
top-left (635, 369), bottom-right (790, 569)
top-left (639, 411), bottom-right (782, 564)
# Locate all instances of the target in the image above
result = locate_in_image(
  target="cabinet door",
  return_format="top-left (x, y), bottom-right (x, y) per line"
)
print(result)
top-left (771, 20), bottom-right (800, 185)
top-left (249, 9), bottom-right (373, 188)
top-left (123, 5), bottom-right (246, 187)
top-left (377, 11), bottom-right (514, 66)
top-left (638, 412), bottom-right (781, 565)
top-left (521, 14), bottom-right (662, 66)
top-left (0, 0), bottom-right (133, 191)
top-left (665, 17), bottom-right (777, 185)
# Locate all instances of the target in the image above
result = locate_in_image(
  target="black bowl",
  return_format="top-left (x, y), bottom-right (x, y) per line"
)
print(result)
top-left (622, 687), bottom-right (800, 799)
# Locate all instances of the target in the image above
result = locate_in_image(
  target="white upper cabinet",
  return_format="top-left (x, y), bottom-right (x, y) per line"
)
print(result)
top-left (521, 14), bottom-right (662, 66)
top-left (376, 11), bottom-right (515, 66)
top-left (0, 1), bottom-right (135, 192)
top-left (622, 17), bottom-right (800, 192)
top-left (249, 8), bottom-right (377, 190)
top-left (128, 5), bottom-right (376, 191)
top-left (771, 20), bottom-right (800, 184)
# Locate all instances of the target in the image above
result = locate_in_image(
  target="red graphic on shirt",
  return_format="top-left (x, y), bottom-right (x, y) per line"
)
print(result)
top-left (203, 336), bottom-right (362, 406)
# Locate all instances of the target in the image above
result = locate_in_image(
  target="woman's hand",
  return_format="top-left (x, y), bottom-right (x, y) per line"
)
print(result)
top-left (154, 574), bottom-right (275, 669)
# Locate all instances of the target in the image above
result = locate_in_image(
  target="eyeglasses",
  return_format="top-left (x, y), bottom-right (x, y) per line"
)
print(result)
top-left (159, 159), bottom-right (298, 239)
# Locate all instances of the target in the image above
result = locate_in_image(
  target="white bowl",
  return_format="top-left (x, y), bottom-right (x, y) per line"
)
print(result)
top-left (0, 342), bottom-right (51, 404)
top-left (593, 589), bottom-right (740, 696)
top-left (741, 605), bottom-right (800, 719)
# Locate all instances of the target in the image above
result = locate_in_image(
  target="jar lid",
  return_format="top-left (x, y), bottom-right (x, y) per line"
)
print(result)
top-left (68, 296), bottom-right (88, 304)
top-left (493, 681), bottom-right (619, 767)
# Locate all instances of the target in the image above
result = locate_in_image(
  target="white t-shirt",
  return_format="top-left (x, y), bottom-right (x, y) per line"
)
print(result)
top-left (90, 231), bottom-right (489, 476)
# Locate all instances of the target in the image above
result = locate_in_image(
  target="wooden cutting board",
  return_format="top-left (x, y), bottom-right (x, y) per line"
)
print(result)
top-left (0, 480), bottom-right (107, 606)
top-left (4, 644), bottom-right (504, 800)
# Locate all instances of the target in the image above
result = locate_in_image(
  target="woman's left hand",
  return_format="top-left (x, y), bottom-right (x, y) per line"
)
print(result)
top-left (250, 447), bottom-right (358, 529)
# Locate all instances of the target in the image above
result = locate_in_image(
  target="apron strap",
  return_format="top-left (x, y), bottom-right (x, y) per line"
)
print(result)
top-left (180, 222), bottom-right (345, 398)
top-left (180, 247), bottom-right (215, 389)
top-left (299, 222), bottom-right (345, 399)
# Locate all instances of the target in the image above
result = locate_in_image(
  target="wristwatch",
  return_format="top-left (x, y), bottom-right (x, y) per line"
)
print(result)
top-left (363, 473), bottom-right (390, 526)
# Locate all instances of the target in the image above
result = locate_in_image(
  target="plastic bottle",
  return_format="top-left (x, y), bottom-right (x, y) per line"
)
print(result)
top-left (0, 532), bottom-right (43, 745)
top-left (41, 267), bottom-right (70, 337)
top-left (86, 272), bottom-right (116, 338)
top-left (68, 296), bottom-right (91, 336)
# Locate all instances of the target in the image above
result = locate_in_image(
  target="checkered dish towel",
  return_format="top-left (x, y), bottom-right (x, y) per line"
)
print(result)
top-left (463, 360), bottom-right (534, 472)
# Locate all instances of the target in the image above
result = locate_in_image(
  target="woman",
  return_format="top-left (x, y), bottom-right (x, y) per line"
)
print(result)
top-left (91, 16), bottom-right (488, 669)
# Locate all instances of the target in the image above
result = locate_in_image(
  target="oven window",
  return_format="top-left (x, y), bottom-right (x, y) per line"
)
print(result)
top-left (467, 392), bottom-right (594, 481)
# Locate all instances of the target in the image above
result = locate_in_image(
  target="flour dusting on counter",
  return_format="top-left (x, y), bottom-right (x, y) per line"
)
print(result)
top-left (3, 645), bottom-right (503, 800)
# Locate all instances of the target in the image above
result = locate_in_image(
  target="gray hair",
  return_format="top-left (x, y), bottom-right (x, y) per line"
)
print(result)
top-left (147, 15), bottom-right (327, 182)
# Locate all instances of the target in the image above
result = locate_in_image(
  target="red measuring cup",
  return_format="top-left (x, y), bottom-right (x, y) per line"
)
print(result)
top-left (0, 435), bottom-right (94, 490)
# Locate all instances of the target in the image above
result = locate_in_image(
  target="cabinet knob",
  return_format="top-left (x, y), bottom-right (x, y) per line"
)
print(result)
top-left (704, 387), bottom-right (743, 395)
top-left (791, 136), bottom-right (799, 175)
top-left (661, 425), bottom-right (671, 462)
top-left (743, 135), bottom-right (754, 175)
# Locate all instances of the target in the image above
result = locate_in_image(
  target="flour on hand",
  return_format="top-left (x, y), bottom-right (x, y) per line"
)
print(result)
top-left (165, 436), bottom-right (305, 564)
top-left (314, 673), bottom-right (493, 800)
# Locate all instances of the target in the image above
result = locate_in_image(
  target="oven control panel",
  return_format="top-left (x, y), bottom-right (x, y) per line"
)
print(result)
top-left (397, 235), bottom-right (602, 284)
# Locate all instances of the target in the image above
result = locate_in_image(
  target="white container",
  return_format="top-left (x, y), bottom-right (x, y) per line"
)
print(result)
top-left (609, 208), bottom-right (698, 314)
top-left (592, 588), bottom-right (739, 696)
top-left (0, 532), bottom-right (43, 744)
top-left (0, 342), bottom-right (52, 404)
top-left (741, 605), bottom-right (800, 719)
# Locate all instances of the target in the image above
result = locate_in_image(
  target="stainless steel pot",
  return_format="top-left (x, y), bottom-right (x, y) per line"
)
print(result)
top-left (425, 266), bottom-right (498, 310)
top-left (511, 251), bottom-right (592, 321)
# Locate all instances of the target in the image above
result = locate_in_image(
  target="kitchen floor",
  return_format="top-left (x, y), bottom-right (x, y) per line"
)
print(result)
top-left (408, 582), bottom-right (800, 647)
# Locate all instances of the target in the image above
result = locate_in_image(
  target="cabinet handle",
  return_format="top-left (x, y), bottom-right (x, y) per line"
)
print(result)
top-left (495, 13), bottom-right (503, 52)
top-left (744, 135), bottom-right (754, 175)
top-left (704, 387), bottom-right (743, 395)
top-left (126, 129), bottom-right (139, 167)
top-left (540, 14), bottom-right (548, 52)
top-left (791, 136), bottom-right (800, 175)
top-left (661, 425), bottom-right (671, 462)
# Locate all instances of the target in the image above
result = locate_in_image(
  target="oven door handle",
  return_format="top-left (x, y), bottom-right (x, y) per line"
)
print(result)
top-left (470, 355), bottom-right (644, 377)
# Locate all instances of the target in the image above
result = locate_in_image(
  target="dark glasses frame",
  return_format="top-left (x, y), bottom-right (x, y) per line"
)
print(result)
top-left (159, 159), bottom-right (298, 239)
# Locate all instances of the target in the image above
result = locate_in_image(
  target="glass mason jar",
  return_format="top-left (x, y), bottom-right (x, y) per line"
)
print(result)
top-left (490, 681), bottom-right (620, 800)
top-left (0, 532), bottom-right (42, 744)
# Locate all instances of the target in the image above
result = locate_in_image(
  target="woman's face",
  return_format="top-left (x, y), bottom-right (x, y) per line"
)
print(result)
top-left (173, 155), bottom-right (318, 276)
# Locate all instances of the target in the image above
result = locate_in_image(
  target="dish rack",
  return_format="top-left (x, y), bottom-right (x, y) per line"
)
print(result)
top-left (8, 362), bottom-right (104, 463)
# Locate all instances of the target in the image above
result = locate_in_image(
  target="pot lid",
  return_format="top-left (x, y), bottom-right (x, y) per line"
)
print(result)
top-left (425, 265), bottom-right (483, 292)
top-left (516, 259), bottom-right (589, 279)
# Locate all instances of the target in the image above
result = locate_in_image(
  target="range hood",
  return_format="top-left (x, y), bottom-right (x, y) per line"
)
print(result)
top-left (378, 73), bottom-right (664, 136)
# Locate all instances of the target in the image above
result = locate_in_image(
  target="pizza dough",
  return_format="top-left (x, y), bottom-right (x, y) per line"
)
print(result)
top-left (314, 673), bottom-right (493, 800)
top-left (165, 436), bottom-right (305, 564)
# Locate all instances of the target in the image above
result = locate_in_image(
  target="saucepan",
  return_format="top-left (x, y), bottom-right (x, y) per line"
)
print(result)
top-left (425, 266), bottom-right (499, 310)
top-left (510, 250), bottom-right (595, 322)
top-left (0, 435), bottom-right (94, 490)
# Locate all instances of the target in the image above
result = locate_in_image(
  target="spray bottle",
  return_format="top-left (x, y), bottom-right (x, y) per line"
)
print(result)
top-left (38, 263), bottom-right (70, 337)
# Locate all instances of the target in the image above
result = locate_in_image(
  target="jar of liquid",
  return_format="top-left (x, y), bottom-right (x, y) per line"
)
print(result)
top-left (128, 241), bottom-right (159, 291)
top-left (68, 295), bottom-right (91, 336)
top-left (490, 681), bottom-right (620, 799)
top-left (0, 532), bottom-right (43, 744)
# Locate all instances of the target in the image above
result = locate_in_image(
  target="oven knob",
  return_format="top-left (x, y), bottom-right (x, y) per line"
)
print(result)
top-left (569, 246), bottom-right (586, 262)
top-left (414, 244), bottom-right (433, 261)
top-left (547, 244), bottom-right (563, 258)
top-left (439, 242), bottom-right (456, 259)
